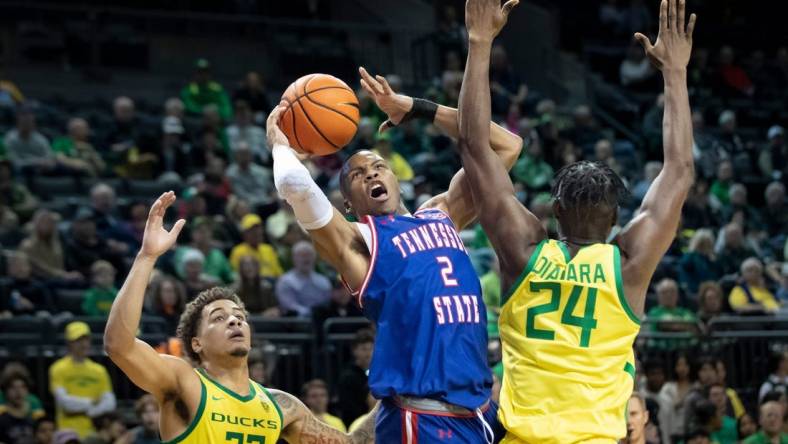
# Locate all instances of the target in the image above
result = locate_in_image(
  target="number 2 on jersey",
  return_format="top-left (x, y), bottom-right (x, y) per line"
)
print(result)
top-left (437, 256), bottom-right (458, 286)
top-left (525, 281), bottom-right (598, 347)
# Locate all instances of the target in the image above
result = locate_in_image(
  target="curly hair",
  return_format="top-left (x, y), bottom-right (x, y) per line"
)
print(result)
top-left (551, 160), bottom-right (629, 217)
top-left (0, 368), bottom-right (31, 393)
top-left (176, 287), bottom-right (246, 363)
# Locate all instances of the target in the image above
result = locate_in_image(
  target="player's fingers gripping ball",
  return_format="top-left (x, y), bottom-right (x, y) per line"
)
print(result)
top-left (279, 73), bottom-right (360, 156)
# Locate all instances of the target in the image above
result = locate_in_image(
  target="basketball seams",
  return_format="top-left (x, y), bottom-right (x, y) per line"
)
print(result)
top-left (281, 95), bottom-right (304, 152)
top-left (303, 93), bottom-right (359, 129)
top-left (294, 98), bottom-right (340, 150)
top-left (303, 74), bottom-right (359, 129)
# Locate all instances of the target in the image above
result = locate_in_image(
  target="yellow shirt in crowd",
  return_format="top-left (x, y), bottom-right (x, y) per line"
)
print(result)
top-left (229, 242), bottom-right (284, 278)
top-left (729, 284), bottom-right (779, 312)
top-left (49, 356), bottom-right (113, 437)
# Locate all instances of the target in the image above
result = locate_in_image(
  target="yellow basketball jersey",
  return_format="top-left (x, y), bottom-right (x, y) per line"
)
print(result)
top-left (162, 369), bottom-right (282, 444)
top-left (498, 239), bottom-right (641, 444)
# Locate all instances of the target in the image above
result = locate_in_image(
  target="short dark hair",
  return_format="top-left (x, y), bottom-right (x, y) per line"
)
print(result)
top-left (91, 412), bottom-right (121, 431)
top-left (301, 379), bottom-right (329, 398)
top-left (761, 391), bottom-right (785, 406)
top-left (643, 357), bottom-right (664, 374)
top-left (551, 160), bottom-right (628, 217)
top-left (693, 399), bottom-right (718, 426)
top-left (176, 287), bottom-right (246, 363)
top-left (352, 328), bottom-right (375, 348)
top-left (0, 369), bottom-right (31, 392)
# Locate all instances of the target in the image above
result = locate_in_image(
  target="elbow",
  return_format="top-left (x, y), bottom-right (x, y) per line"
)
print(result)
top-left (103, 329), bottom-right (129, 359)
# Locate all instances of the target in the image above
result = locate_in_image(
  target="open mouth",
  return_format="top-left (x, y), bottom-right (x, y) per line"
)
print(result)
top-left (369, 182), bottom-right (388, 202)
top-left (229, 330), bottom-right (244, 340)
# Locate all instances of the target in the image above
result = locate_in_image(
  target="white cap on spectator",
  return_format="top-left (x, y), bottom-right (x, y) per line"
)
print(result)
top-left (768, 125), bottom-right (785, 140)
top-left (163, 116), bottom-right (185, 135)
top-left (718, 110), bottom-right (736, 126)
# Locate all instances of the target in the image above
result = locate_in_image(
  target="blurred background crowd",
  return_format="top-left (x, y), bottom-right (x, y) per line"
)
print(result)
top-left (0, 0), bottom-right (787, 443)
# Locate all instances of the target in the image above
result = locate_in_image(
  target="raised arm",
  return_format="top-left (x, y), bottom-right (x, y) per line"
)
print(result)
top-left (272, 390), bottom-right (376, 444)
top-left (617, 0), bottom-right (697, 314)
top-left (456, 0), bottom-right (545, 288)
top-left (357, 67), bottom-right (523, 230)
top-left (267, 108), bottom-right (369, 290)
top-left (104, 192), bottom-right (194, 400)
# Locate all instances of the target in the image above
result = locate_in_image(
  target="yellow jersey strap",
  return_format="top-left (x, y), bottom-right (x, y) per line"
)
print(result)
top-left (612, 245), bottom-right (640, 325)
top-left (160, 373), bottom-right (207, 444)
top-left (255, 383), bottom-right (284, 426)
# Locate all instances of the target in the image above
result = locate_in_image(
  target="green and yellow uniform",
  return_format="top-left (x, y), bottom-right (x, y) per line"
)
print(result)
top-left (163, 369), bottom-right (282, 444)
top-left (498, 240), bottom-right (641, 443)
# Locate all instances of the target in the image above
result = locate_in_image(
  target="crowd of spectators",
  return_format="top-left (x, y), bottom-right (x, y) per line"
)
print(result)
top-left (0, 3), bottom-right (787, 442)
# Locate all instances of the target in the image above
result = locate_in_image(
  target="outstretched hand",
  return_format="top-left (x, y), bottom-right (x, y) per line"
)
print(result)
top-left (465, 0), bottom-right (519, 43)
top-left (266, 103), bottom-right (290, 148)
top-left (634, 0), bottom-right (696, 71)
top-left (140, 191), bottom-right (185, 259)
top-left (358, 67), bottom-right (413, 134)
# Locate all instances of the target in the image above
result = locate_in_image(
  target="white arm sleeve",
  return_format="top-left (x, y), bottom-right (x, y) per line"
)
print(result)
top-left (87, 391), bottom-right (117, 417)
top-left (272, 144), bottom-right (334, 231)
top-left (54, 387), bottom-right (93, 413)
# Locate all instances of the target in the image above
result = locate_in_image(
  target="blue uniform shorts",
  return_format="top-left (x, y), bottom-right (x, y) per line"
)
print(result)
top-left (375, 398), bottom-right (504, 444)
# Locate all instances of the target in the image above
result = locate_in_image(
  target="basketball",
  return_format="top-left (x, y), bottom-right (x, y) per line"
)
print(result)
top-left (279, 73), bottom-right (360, 156)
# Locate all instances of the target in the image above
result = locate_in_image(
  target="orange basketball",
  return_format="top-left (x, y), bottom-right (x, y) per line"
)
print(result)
top-left (279, 74), bottom-right (360, 156)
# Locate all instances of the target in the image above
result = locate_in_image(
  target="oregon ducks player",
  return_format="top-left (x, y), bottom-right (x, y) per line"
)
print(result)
top-left (105, 192), bottom-right (376, 443)
top-left (456, 0), bottom-right (696, 442)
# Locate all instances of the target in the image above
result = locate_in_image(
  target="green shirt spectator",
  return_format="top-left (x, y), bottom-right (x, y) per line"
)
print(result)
top-left (512, 141), bottom-right (553, 191)
top-left (647, 278), bottom-right (698, 349)
top-left (175, 246), bottom-right (234, 284)
top-left (743, 432), bottom-right (788, 444)
top-left (481, 268), bottom-right (501, 338)
top-left (81, 260), bottom-right (118, 316)
top-left (181, 59), bottom-right (232, 122)
top-left (711, 415), bottom-right (738, 444)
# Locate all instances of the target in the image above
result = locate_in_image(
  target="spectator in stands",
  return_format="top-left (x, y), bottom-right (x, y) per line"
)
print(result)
top-left (744, 400), bottom-right (787, 443)
top-left (490, 45), bottom-right (528, 116)
top-left (175, 218), bottom-right (234, 284)
top-left (717, 111), bottom-right (754, 175)
top-left (126, 394), bottom-right (158, 444)
top-left (164, 97), bottom-right (185, 120)
top-left (720, 183), bottom-right (763, 233)
top-left (631, 161), bottom-right (662, 206)
top-left (147, 275), bottom-right (186, 335)
top-left (436, 4), bottom-right (466, 58)
top-left (708, 382), bottom-right (739, 443)
top-left (0, 369), bottom-right (41, 443)
top-left (0, 66), bottom-right (24, 107)
top-left (692, 399), bottom-right (723, 443)
top-left (759, 125), bottom-right (786, 181)
top-left (661, 354), bottom-right (697, 440)
top-left (312, 279), bottom-right (363, 330)
top-left (372, 132), bottom-right (414, 182)
top-left (229, 214), bottom-right (283, 278)
top-left (0, 362), bottom-right (45, 416)
top-left (157, 115), bottom-right (194, 180)
top-left (20, 209), bottom-right (84, 284)
top-left (181, 58), bottom-right (232, 122)
top-left (762, 182), bottom-right (787, 239)
top-left (620, 39), bottom-right (656, 90)
top-left (729, 257), bottom-right (780, 314)
top-left (124, 201), bottom-right (148, 246)
top-left (685, 356), bottom-right (720, 436)
top-left (301, 379), bottom-right (346, 432)
top-left (248, 348), bottom-right (269, 385)
top-left (33, 416), bottom-right (55, 444)
top-left (738, 413), bottom-right (758, 442)
top-left (232, 255), bottom-right (278, 316)
top-left (51, 118), bottom-right (106, 177)
top-left (718, 46), bottom-right (755, 97)
top-left (716, 223), bottom-right (756, 276)
top-left (647, 278), bottom-right (698, 345)
top-left (226, 141), bottom-right (274, 209)
top-left (624, 393), bottom-right (651, 444)
top-left (593, 139), bottom-right (622, 176)
top-left (226, 99), bottom-right (267, 160)
top-left (232, 71), bottom-right (271, 123)
top-left (49, 321), bottom-right (116, 438)
top-left (0, 251), bottom-right (55, 316)
top-left (82, 412), bottom-right (126, 444)
top-left (90, 183), bottom-right (136, 252)
top-left (3, 106), bottom-right (57, 174)
top-left (697, 281), bottom-right (725, 328)
top-left (337, 329), bottom-right (374, 427)
top-left (200, 104), bottom-right (230, 153)
top-left (683, 180), bottom-right (716, 230)
top-left (0, 159), bottom-right (38, 222)
top-left (512, 138), bottom-right (553, 192)
top-left (564, 104), bottom-right (603, 151)
top-left (640, 358), bottom-right (669, 443)
top-left (710, 160), bottom-right (734, 210)
top-left (678, 229), bottom-right (722, 296)
top-left (64, 208), bottom-right (125, 278)
top-left (715, 359), bottom-right (745, 420)
top-left (275, 241), bottom-right (331, 317)
top-left (104, 96), bottom-right (157, 178)
top-left (180, 248), bottom-right (219, 300)
top-left (81, 260), bottom-right (118, 317)
top-left (759, 351), bottom-right (788, 403)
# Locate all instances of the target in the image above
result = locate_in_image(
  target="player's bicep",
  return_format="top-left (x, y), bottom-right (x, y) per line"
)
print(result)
top-left (309, 208), bottom-right (368, 286)
top-left (107, 338), bottom-right (192, 399)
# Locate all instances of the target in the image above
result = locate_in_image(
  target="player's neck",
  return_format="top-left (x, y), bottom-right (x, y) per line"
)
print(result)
top-left (201, 360), bottom-right (251, 393)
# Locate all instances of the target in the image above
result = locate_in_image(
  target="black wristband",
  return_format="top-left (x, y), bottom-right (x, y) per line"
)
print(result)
top-left (399, 98), bottom-right (438, 125)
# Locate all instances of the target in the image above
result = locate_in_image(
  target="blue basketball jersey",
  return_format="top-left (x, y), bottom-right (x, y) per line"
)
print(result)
top-left (351, 208), bottom-right (492, 410)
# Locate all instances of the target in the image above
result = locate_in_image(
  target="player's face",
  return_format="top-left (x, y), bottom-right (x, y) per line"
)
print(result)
top-left (344, 151), bottom-right (401, 217)
top-left (626, 397), bottom-right (648, 443)
top-left (195, 299), bottom-right (251, 361)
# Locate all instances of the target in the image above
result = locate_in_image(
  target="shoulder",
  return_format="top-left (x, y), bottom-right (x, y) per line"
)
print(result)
top-left (50, 357), bottom-right (69, 372)
top-left (267, 389), bottom-right (307, 427)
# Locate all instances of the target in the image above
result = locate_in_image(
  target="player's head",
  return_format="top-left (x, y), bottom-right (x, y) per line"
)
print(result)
top-left (177, 287), bottom-right (251, 364)
top-left (550, 160), bottom-right (628, 242)
top-left (339, 150), bottom-right (402, 219)
top-left (626, 393), bottom-right (649, 444)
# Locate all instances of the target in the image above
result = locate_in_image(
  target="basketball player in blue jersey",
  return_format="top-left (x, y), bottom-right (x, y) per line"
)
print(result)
top-left (267, 67), bottom-right (523, 443)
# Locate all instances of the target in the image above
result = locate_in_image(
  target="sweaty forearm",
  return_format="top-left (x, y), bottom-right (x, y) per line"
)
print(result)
top-left (433, 104), bottom-right (522, 168)
top-left (104, 254), bottom-right (157, 353)
top-left (662, 69), bottom-right (694, 173)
